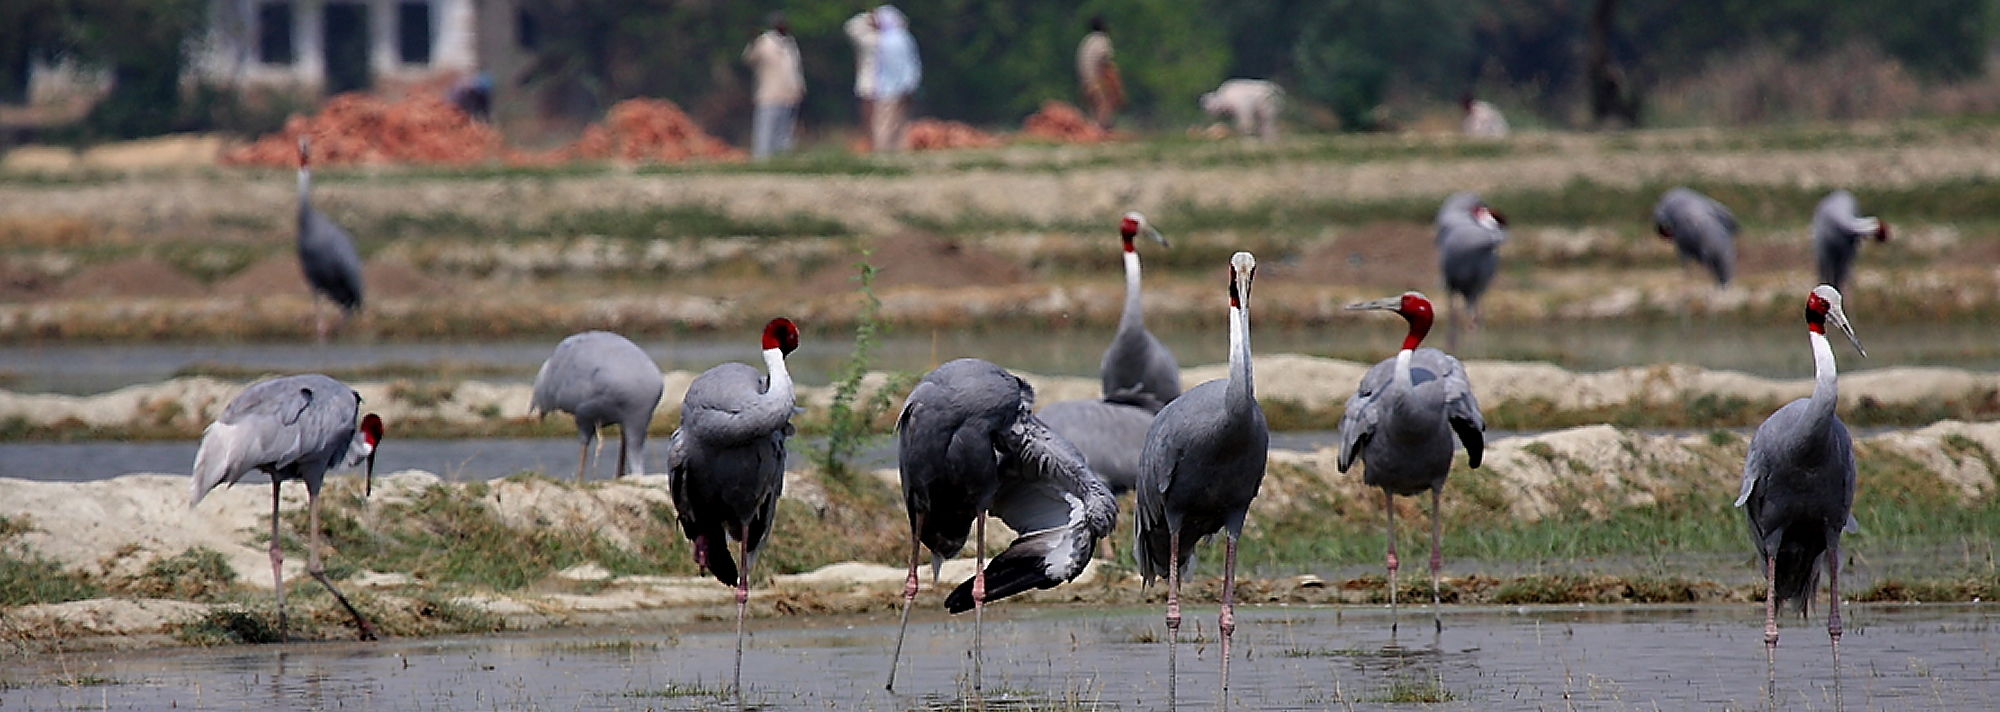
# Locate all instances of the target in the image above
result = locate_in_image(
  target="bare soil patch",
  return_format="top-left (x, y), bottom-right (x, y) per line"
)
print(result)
top-left (801, 230), bottom-right (1027, 295)
top-left (54, 258), bottom-right (205, 300)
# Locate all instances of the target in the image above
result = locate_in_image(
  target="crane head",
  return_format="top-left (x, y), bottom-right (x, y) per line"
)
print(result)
top-left (1654, 219), bottom-right (1674, 240)
top-left (762, 317), bottom-right (801, 355)
top-left (1472, 204), bottom-right (1507, 230)
top-left (1227, 251), bottom-right (1256, 309)
top-left (358, 413), bottom-right (384, 497)
top-left (1346, 291), bottom-right (1435, 352)
top-left (297, 137), bottom-right (311, 168)
top-left (1120, 212), bottom-right (1168, 251)
top-left (1873, 218), bottom-right (1891, 243)
top-left (1806, 285), bottom-right (1866, 358)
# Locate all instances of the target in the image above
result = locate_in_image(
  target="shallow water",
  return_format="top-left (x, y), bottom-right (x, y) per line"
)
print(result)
top-left (3, 317), bottom-right (1994, 395)
top-left (3, 604), bottom-right (1993, 710)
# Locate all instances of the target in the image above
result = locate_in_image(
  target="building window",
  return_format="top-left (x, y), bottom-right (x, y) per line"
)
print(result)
top-left (516, 9), bottom-right (540, 50)
top-left (397, 2), bottom-right (433, 64)
top-left (257, 2), bottom-right (295, 65)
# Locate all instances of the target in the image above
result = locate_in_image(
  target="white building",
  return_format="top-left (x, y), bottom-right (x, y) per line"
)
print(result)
top-left (25, 0), bottom-right (492, 104)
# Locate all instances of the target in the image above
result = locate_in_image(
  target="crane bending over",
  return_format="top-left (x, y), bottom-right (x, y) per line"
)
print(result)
top-left (665, 317), bottom-right (800, 699)
top-left (190, 373), bottom-right (384, 640)
top-left (1100, 211), bottom-right (1180, 411)
top-left (530, 331), bottom-right (665, 481)
top-left (1812, 191), bottom-right (1889, 291)
top-left (295, 138), bottom-right (366, 342)
top-left (885, 358), bottom-right (1116, 694)
top-left (1736, 285), bottom-right (1865, 670)
top-left (1435, 192), bottom-right (1507, 348)
top-left (1338, 291), bottom-right (1486, 633)
top-left (1042, 211), bottom-right (1175, 493)
top-left (1653, 187), bottom-right (1739, 286)
top-left (1135, 251), bottom-right (1268, 710)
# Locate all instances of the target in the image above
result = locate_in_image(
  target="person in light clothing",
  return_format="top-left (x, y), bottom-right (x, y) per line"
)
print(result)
top-left (1076, 16), bottom-right (1122, 129)
top-left (845, 10), bottom-right (880, 148)
top-left (869, 5), bottom-right (921, 153)
top-left (743, 13), bottom-right (804, 159)
top-left (1200, 79), bottom-right (1283, 141)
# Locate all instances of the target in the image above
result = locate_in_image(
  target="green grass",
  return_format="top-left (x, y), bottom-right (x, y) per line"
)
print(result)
top-left (120, 547), bottom-right (236, 601)
top-left (1370, 676), bottom-right (1457, 703)
top-left (363, 202), bottom-right (850, 242)
top-left (0, 515), bottom-right (102, 606)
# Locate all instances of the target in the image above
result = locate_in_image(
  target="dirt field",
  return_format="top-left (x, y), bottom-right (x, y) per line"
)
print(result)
top-left (4, 121), bottom-right (2000, 340)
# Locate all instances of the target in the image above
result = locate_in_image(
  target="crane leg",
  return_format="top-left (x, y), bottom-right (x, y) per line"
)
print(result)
top-left (1430, 487), bottom-right (1444, 633)
top-left (1385, 489), bottom-right (1400, 634)
top-left (733, 523), bottom-right (751, 707)
top-left (313, 299), bottom-right (329, 344)
top-left (1763, 554), bottom-right (1779, 661)
top-left (972, 512), bottom-right (987, 700)
top-left (306, 489), bottom-right (378, 641)
top-left (1220, 534), bottom-right (1240, 712)
top-left (574, 431), bottom-right (593, 483)
top-left (1166, 530), bottom-right (1181, 710)
top-left (270, 484), bottom-right (288, 640)
top-left (885, 514), bottom-right (922, 692)
top-left (615, 429), bottom-right (629, 479)
top-left (1826, 544), bottom-right (1843, 665)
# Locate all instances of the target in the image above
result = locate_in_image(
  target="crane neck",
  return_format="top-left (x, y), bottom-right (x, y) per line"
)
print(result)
top-left (1807, 330), bottom-right (1838, 422)
top-left (762, 347), bottom-right (795, 405)
top-left (1119, 250), bottom-right (1144, 328)
top-left (298, 167), bottom-right (312, 202)
top-left (1393, 348), bottom-right (1415, 390)
top-left (1227, 303), bottom-right (1253, 403)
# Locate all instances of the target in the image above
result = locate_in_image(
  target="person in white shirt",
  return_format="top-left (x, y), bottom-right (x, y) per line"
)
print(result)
top-left (845, 10), bottom-right (879, 148)
top-left (743, 13), bottom-right (804, 159)
top-left (1200, 79), bottom-right (1283, 141)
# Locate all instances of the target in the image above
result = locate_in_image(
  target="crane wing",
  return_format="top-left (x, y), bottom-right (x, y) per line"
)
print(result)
top-left (945, 405), bottom-right (1116, 612)
top-left (678, 363), bottom-right (791, 448)
top-left (1417, 348), bottom-right (1487, 468)
top-left (1338, 358), bottom-right (1395, 472)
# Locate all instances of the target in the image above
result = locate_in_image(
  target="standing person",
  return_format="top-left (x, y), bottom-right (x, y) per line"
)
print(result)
top-left (844, 10), bottom-right (880, 150)
top-left (1200, 78), bottom-right (1283, 141)
top-left (743, 12), bottom-right (804, 160)
top-left (1077, 15), bottom-right (1122, 129)
top-left (870, 5), bottom-right (920, 153)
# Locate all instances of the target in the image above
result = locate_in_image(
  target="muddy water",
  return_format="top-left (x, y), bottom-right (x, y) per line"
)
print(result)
top-left (3, 604), bottom-right (1993, 710)
top-left (5, 318), bottom-right (1996, 395)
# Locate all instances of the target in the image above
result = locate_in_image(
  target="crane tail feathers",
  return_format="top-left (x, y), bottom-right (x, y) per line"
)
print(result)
top-left (190, 421), bottom-right (252, 508)
top-left (946, 542), bottom-right (1064, 613)
top-left (698, 533), bottom-right (739, 589)
top-left (1771, 534), bottom-right (1826, 616)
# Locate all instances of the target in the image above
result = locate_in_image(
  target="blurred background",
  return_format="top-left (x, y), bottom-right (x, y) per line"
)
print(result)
top-left (3, 0), bottom-right (1998, 145)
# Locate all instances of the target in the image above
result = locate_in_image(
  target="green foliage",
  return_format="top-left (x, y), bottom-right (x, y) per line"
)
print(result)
top-left (1290, 0), bottom-right (1471, 130)
top-left (813, 252), bottom-right (911, 488)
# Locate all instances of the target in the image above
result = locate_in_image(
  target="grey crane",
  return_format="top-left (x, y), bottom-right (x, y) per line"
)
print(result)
top-left (1435, 192), bottom-right (1508, 347)
top-left (1812, 190), bottom-right (1890, 291)
top-left (1036, 398), bottom-right (1153, 494)
top-left (189, 373), bottom-right (384, 640)
top-left (1338, 291), bottom-right (1486, 633)
top-left (664, 317), bottom-right (800, 699)
top-left (530, 331), bottom-right (666, 481)
top-left (884, 358), bottom-right (1117, 695)
top-left (1134, 251), bottom-right (1268, 709)
top-left (1100, 211), bottom-right (1180, 411)
top-left (1653, 187), bottom-right (1739, 286)
top-left (1041, 211), bottom-right (1175, 494)
top-left (295, 138), bottom-right (366, 342)
top-left (1736, 285), bottom-right (1865, 669)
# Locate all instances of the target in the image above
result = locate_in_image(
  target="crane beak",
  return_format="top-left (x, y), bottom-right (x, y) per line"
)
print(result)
top-left (365, 450), bottom-right (376, 497)
top-left (1144, 223), bottom-right (1169, 248)
top-left (1829, 308), bottom-right (1867, 358)
top-left (1346, 296), bottom-right (1402, 312)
